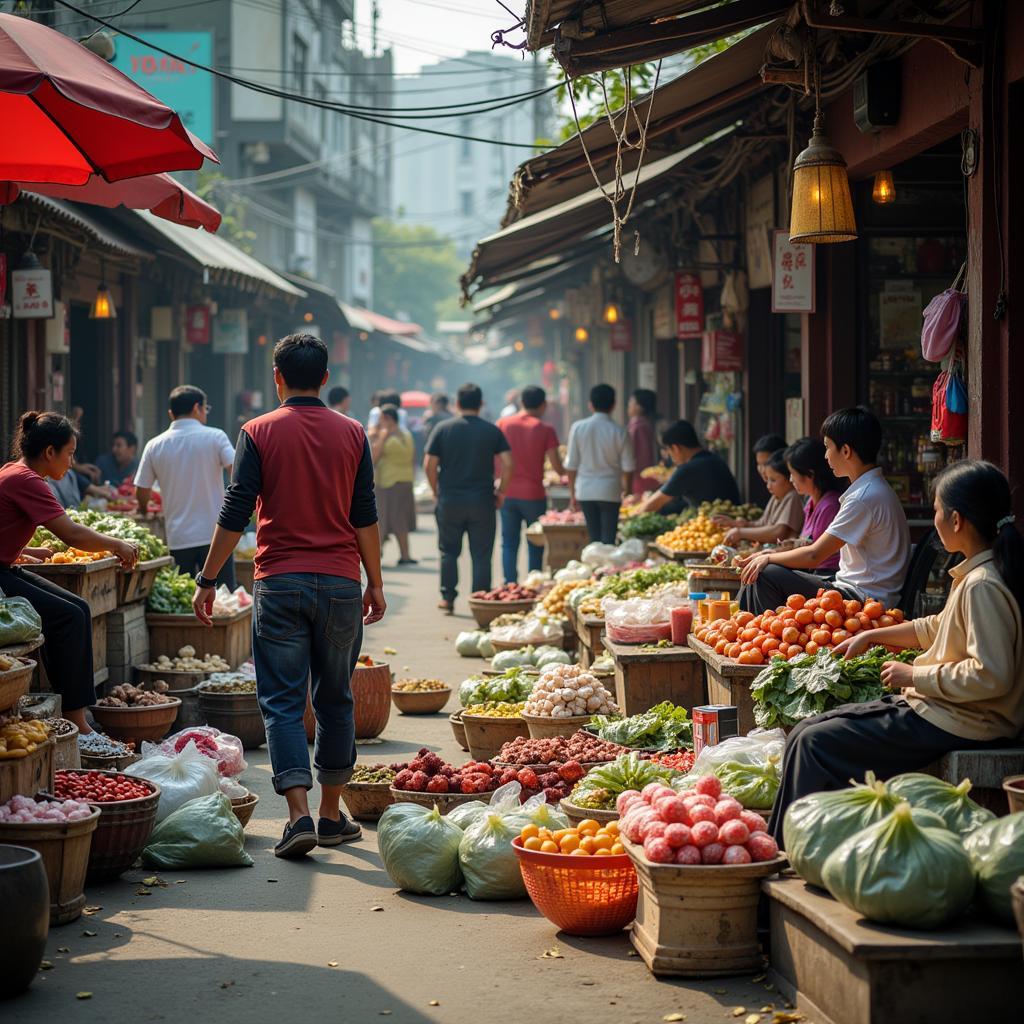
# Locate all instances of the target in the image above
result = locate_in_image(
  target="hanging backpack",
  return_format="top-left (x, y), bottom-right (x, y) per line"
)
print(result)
top-left (931, 351), bottom-right (968, 445)
top-left (921, 263), bottom-right (966, 362)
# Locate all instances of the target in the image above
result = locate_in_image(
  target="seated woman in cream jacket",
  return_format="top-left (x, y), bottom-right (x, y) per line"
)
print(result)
top-left (769, 459), bottom-right (1024, 844)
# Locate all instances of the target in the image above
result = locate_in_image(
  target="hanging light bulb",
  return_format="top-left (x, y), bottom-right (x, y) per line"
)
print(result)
top-left (789, 60), bottom-right (857, 244)
top-left (872, 169), bottom-right (895, 204)
top-left (574, 326), bottom-right (589, 343)
top-left (602, 301), bottom-right (621, 325)
top-left (89, 282), bottom-right (116, 319)
top-left (513, 340), bottom-right (525, 352)
top-left (547, 305), bottom-right (561, 320)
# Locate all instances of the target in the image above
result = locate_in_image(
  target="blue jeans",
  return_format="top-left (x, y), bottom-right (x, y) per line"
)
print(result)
top-left (435, 499), bottom-right (496, 602)
top-left (252, 573), bottom-right (363, 795)
top-left (500, 497), bottom-right (546, 583)
top-left (580, 500), bottom-right (620, 544)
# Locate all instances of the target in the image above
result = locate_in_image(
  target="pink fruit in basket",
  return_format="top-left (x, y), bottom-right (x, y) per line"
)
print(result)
top-left (620, 812), bottom-right (645, 844)
top-left (690, 820), bottom-right (719, 848)
top-left (655, 796), bottom-right (689, 824)
top-left (719, 819), bottom-right (750, 846)
top-left (640, 819), bottom-right (667, 842)
top-left (642, 783), bottom-right (674, 804)
top-left (700, 842), bottom-right (726, 865)
top-left (746, 832), bottom-right (779, 862)
top-left (688, 803), bottom-right (716, 825)
top-left (740, 810), bottom-right (769, 833)
top-left (643, 837), bottom-right (675, 863)
top-left (675, 844), bottom-right (702, 865)
top-left (617, 790), bottom-right (643, 815)
top-left (695, 775), bottom-right (722, 800)
top-left (687, 792), bottom-right (716, 809)
top-left (714, 798), bottom-right (743, 824)
top-left (723, 845), bottom-right (752, 865)
top-left (663, 823), bottom-right (691, 848)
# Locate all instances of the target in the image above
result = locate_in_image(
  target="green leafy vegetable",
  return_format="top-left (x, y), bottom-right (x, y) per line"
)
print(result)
top-left (570, 752), bottom-right (680, 809)
top-left (588, 701), bottom-right (692, 750)
top-left (714, 758), bottom-right (780, 809)
top-left (148, 567), bottom-right (197, 614)
top-left (458, 669), bottom-right (535, 707)
top-left (34, 509), bottom-right (168, 561)
top-left (618, 513), bottom-right (680, 539)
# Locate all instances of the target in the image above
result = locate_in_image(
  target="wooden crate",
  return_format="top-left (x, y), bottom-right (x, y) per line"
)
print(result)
top-left (28, 558), bottom-right (119, 617)
top-left (687, 636), bottom-right (762, 734)
top-left (116, 555), bottom-right (173, 606)
top-left (541, 523), bottom-right (590, 571)
top-left (686, 566), bottom-right (742, 597)
top-left (146, 606), bottom-right (252, 668)
top-left (569, 604), bottom-right (605, 668)
top-left (0, 736), bottom-right (55, 804)
top-left (653, 543), bottom-right (709, 563)
top-left (234, 557), bottom-right (255, 593)
top-left (91, 614), bottom-right (107, 674)
top-left (601, 637), bottom-right (706, 716)
top-left (765, 876), bottom-right (1024, 1024)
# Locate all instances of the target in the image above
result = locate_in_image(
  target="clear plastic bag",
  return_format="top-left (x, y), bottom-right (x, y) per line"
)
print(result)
top-left (153, 726), bottom-right (247, 778)
top-left (378, 803), bottom-right (464, 895)
top-left (449, 782), bottom-right (532, 834)
top-left (681, 728), bottom-right (786, 783)
top-left (126, 740), bottom-right (221, 822)
top-left (141, 792), bottom-right (253, 869)
top-left (457, 782), bottom-right (533, 900)
top-left (963, 811), bottom-right (1024, 924)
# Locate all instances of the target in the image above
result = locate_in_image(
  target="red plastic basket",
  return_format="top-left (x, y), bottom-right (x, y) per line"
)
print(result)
top-left (512, 837), bottom-right (638, 936)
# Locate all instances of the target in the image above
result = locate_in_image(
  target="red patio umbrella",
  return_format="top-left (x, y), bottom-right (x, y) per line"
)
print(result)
top-left (400, 390), bottom-right (432, 408)
top-left (0, 13), bottom-right (217, 186)
top-left (2, 173), bottom-right (222, 232)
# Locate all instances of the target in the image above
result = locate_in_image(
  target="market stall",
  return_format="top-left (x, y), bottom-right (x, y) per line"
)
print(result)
top-left (602, 637), bottom-right (706, 717)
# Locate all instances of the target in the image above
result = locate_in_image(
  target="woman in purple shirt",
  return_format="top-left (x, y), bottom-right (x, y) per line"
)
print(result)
top-left (785, 437), bottom-right (843, 573)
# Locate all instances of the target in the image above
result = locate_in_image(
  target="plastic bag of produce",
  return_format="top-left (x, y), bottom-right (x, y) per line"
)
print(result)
top-left (141, 792), bottom-right (253, 868)
top-left (887, 772), bottom-right (995, 837)
top-left (126, 740), bottom-right (221, 822)
top-left (554, 561), bottom-right (592, 583)
top-left (963, 812), bottom-right (1024, 924)
top-left (459, 810), bottom-right (528, 900)
top-left (448, 800), bottom-right (489, 830)
top-left (377, 802), bottom-right (464, 895)
top-left (581, 542), bottom-right (617, 568)
top-left (477, 634), bottom-right (495, 658)
top-left (681, 729), bottom-right (785, 785)
top-left (152, 726), bottom-right (247, 778)
top-left (519, 791), bottom-right (569, 830)
top-left (492, 649), bottom-right (532, 671)
top-left (714, 757), bottom-right (781, 810)
top-left (0, 595), bottom-right (42, 645)
top-left (446, 783), bottom-right (529, 833)
top-left (534, 646), bottom-right (572, 668)
top-left (821, 803), bottom-right (974, 929)
top-left (456, 631), bottom-right (487, 657)
top-left (783, 772), bottom-right (899, 889)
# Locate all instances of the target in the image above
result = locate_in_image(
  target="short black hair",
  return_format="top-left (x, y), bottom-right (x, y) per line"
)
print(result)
top-left (520, 385), bottom-right (546, 411)
top-left (765, 449), bottom-right (790, 477)
top-left (379, 404), bottom-right (400, 424)
top-left (821, 406), bottom-right (882, 464)
top-left (169, 385), bottom-right (206, 419)
top-left (457, 383), bottom-right (483, 411)
top-left (113, 430), bottom-right (138, 448)
top-left (273, 333), bottom-right (328, 390)
top-left (753, 433), bottom-right (787, 456)
top-left (431, 392), bottom-right (449, 408)
top-left (784, 437), bottom-right (841, 494)
top-left (327, 386), bottom-right (349, 406)
top-left (631, 388), bottom-right (656, 417)
top-left (661, 419), bottom-right (701, 449)
top-left (377, 390), bottom-right (401, 408)
top-left (590, 383), bottom-right (615, 413)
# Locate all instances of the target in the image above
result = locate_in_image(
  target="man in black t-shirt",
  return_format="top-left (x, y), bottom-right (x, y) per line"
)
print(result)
top-left (638, 419), bottom-right (740, 514)
top-left (424, 383), bottom-right (512, 612)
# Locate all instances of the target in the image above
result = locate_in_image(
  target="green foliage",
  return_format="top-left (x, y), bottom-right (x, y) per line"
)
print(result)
top-left (371, 219), bottom-right (466, 332)
top-left (196, 170), bottom-right (256, 254)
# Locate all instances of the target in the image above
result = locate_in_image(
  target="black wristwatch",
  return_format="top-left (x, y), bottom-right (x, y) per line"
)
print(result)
top-left (196, 572), bottom-right (218, 589)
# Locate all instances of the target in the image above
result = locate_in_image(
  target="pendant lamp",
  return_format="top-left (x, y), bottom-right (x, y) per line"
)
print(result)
top-left (872, 169), bottom-right (896, 204)
top-left (89, 259), bottom-right (117, 319)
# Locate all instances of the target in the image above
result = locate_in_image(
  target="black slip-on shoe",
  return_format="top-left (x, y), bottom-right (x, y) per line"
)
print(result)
top-left (317, 815), bottom-right (362, 847)
top-left (274, 815), bottom-right (318, 859)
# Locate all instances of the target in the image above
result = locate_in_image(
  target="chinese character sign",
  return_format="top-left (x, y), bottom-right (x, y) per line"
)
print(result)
top-left (771, 231), bottom-right (815, 313)
top-left (674, 271), bottom-right (704, 338)
top-left (609, 321), bottom-right (633, 352)
top-left (12, 268), bottom-right (53, 319)
top-left (701, 330), bottom-right (744, 373)
top-left (185, 305), bottom-right (211, 345)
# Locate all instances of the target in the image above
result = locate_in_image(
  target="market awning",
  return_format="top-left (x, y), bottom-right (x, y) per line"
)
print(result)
top-left (505, 23), bottom-right (777, 225)
top-left (24, 194), bottom-right (149, 258)
top-left (132, 210), bottom-right (305, 300)
top-left (525, 0), bottom-right (788, 77)
top-left (464, 125), bottom-right (737, 297)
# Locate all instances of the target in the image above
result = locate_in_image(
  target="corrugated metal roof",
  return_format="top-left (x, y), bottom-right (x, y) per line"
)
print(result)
top-left (25, 194), bottom-right (149, 258)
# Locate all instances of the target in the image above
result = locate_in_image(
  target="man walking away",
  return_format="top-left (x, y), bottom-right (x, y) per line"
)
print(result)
top-left (497, 386), bottom-right (563, 583)
top-left (135, 386), bottom-right (237, 588)
top-left (421, 393), bottom-right (451, 437)
top-left (565, 384), bottom-right (635, 544)
top-left (425, 383), bottom-right (512, 613)
top-left (327, 386), bottom-right (351, 416)
top-left (192, 334), bottom-right (386, 859)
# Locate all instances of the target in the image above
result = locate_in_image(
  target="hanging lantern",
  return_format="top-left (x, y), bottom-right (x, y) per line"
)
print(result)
top-left (89, 282), bottom-right (116, 319)
top-left (872, 169), bottom-right (896, 204)
top-left (789, 110), bottom-right (857, 244)
top-left (574, 326), bottom-right (589, 343)
top-left (602, 302), bottom-right (622, 324)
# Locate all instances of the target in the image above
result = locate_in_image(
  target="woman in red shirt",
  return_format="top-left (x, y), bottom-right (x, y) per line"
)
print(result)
top-left (627, 389), bottom-right (659, 497)
top-left (0, 412), bottom-right (138, 732)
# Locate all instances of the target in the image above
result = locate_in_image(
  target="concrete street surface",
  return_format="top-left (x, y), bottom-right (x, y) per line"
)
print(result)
top-left (18, 526), bottom-right (800, 1024)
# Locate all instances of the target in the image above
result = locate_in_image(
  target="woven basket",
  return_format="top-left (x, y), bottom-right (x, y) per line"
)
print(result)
top-left (0, 658), bottom-right (35, 714)
top-left (51, 721), bottom-right (81, 770)
top-left (388, 786), bottom-right (481, 815)
top-left (340, 781), bottom-right (394, 821)
top-left (80, 750), bottom-right (139, 772)
top-left (1003, 774), bottom-right (1024, 815)
top-left (197, 691), bottom-right (266, 750)
top-left (462, 712), bottom-right (529, 762)
top-left (0, 736), bottom-right (55, 805)
top-left (559, 798), bottom-right (619, 827)
top-left (522, 712), bottom-right (593, 740)
top-left (468, 597), bottom-right (537, 628)
top-left (449, 710), bottom-right (469, 751)
top-left (304, 661), bottom-right (392, 741)
top-left (230, 791), bottom-right (259, 829)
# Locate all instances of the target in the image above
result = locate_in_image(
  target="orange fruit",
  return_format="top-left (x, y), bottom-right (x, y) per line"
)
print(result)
top-left (579, 836), bottom-right (597, 854)
top-left (805, 640), bottom-right (819, 656)
top-left (569, 847), bottom-right (590, 856)
top-left (782, 626), bottom-right (800, 645)
top-left (832, 629), bottom-right (851, 644)
top-left (577, 819), bottom-right (600, 835)
top-left (795, 608), bottom-right (814, 626)
top-left (863, 601), bottom-right (884, 620)
top-left (524, 836), bottom-right (543, 851)
top-left (559, 834), bottom-right (581, 853)
top-left (520, 824), bottom-right (539, 841)
top-left (812, 629), bottom-right (832, 646)
top-left (890, 609), bottom-right (905, 623)
top-left (878, 615), bottom-right (895, 628)
top-left (786, 594), bottom-right (806, 610)
top-left (824, 609), bottom-right (844, 628)
top-left (604, 821), bottom-right (619, 835)
top-left (594, 848), bottom-right (612, 856)
top-left (610, 843), bottom-right (625, 855)
top-left (540, 840), bottom-right (559, 854)
top-left (592, 834), bottom-right (614, 851)
top-left (736, 611), bottom-right (755, 626)
top-left (844, 618), bottom-right (861, 633)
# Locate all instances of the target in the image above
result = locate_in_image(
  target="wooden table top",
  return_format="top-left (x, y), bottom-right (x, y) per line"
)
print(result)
top-left (687, 635), bottom-right (764, 678)
top-left (602, 636), bottom-right (699, 663)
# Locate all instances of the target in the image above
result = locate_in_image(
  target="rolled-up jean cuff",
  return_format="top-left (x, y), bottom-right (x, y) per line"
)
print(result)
top-left (272, 768), bottom-right (313, 794)
top-left (317, 765), bottom-right (355, 786)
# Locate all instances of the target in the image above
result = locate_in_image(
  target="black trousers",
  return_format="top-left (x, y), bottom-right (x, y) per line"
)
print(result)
top-left (0, 566), bottom-right (94, 712)
top-left (580, 500), bottom-right (620, 544)
top-left (738, 564), bottom-right (862, 615)
top-left (171, 545), bottom-right (237, 589)
top-left (435, 499), bottom-right (495, 602)
top-left (768, 695), bottom-right (1007, 846)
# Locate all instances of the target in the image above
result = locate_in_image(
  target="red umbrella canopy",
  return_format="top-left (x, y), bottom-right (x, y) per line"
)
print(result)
top-left (0, 13), bottom-right (217, 185)
top-left (400, 390), bottom-right (432, 408)
top-left (4, 173), bottom-right (222, 232)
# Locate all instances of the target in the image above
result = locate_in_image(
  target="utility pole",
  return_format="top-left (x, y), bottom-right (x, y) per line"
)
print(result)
top-left (531, 50), bottom-right (547, 142)
top-left (371, 0), bottom-right (380, 56)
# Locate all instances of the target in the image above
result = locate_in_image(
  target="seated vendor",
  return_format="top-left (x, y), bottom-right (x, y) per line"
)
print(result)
top-left (638, 419), bottom-right (740, 515)
top-left (0, 412), bottom-right (139, 733)
top-left (736, 407), bottom-right (910, 614)
top-left (785, 436), bottom-right (844, 575)
top-left (769, 459), bottom-right (1024, 843)
top-left (95, 430), bottom-right (139, 486)
top-left (721, 449), bottom-right (804, 546)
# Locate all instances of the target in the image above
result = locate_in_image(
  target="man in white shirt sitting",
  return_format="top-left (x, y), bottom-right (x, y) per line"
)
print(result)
top-left (736, 406), bottom-right (911, 614)
top-left (134, 385), bottom-right (237, 587)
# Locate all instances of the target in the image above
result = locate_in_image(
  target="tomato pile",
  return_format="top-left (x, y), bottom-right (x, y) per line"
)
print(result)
top-left (694, 589), bottom-right (906, 665)
top-left (53, 770), bottom-right (154, 803)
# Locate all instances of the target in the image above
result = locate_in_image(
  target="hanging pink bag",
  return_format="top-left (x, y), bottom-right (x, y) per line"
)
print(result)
top-left (920, 263), bottom-right (966, 362)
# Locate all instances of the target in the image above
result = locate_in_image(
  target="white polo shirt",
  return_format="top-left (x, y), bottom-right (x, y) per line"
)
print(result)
top-left (134, 419), bottom-right (235, 550)
top-left (564, 412), bottom-right (636, 503)
top-left (828, 467), bottom-right (911, 608)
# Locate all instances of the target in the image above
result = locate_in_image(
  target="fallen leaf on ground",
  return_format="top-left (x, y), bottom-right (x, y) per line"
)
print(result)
top-left (383, 647), bottom-right (397, 655)
top-left (82, 930), bottom-right (97, 938)
top-left (663, 1014), bottom-right (686, 1021)
top-left (57, 947), bottom-right (70, 954)
top-left (76, 992), bottom-right (92, 1000)
top-left (82, 906), bottom-right (101, 916)
top-left (142, 875), bottom-right (166, 887)
top-left (371, 905), bottom-right (384, 911)
top-left (539, 948), bottom-right (563, 959)
top-left (327, 961), bottom-right (338, 967)
top-left (39, 961), bottom-right (53, 971)
top-left (732, 1009), bottom-right (746, 1018)
top-left (746, 1015), bottom-right (762, 1024)
top-left (772, 1014), bottom-right (802, 1024)
top-left (135, 888), bottom-right (152, 896)
top-left (428, 1001), bottom-right (440, 1007)
top-left (175, 880), bottom-right (187, 884)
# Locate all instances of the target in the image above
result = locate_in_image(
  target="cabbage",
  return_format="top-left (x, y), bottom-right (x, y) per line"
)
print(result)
top-left (783, 773), bottom-right (900, 889)
top-left (963, 811), bottom-right (1024, 924)
top-left (477, 634), bottom-right (495, 658)
top-left (821, 803), bottom-right (975, 929)
top-left (534, 647), bottom-right (572, 668)
top-left (715, 758), bottom-right (780, 810)
top-left (458, 810), bottom-right (528, 900)
top-left (378, 803), bottom-right (464, 895)
top-left (492, 649), bottom-right (532, 671)
top-left (888, 772), bottom-right (995, 837)
top-left (456, 630), bottom-right (487, 657)
top-left (458, 670), bottom-right (535, 707)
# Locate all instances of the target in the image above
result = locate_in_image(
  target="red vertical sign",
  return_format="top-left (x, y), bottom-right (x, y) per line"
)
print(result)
top-left (186, 305), bottom-right (210, 344)
top-left (674, 271), bottom-right (704, 338)
top-left (609, 321), bottom-right (633, 351)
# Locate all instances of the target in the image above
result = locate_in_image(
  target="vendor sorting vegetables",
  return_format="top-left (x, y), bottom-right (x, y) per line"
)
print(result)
top-left (770, 459), bottom-right (1024, 844)
top-left (0, 412), bottom-right (139, 733)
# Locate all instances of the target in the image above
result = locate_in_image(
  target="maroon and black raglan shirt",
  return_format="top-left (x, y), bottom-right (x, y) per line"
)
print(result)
top-left (218, 397), bottom-right (377, 582)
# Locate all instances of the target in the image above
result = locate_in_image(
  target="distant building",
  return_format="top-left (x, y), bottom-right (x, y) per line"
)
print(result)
top-left (391, 51), bottom-right (550, 260)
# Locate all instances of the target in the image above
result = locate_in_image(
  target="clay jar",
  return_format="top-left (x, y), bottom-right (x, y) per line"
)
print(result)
top-left (0, 844), bottom-right (49, 997)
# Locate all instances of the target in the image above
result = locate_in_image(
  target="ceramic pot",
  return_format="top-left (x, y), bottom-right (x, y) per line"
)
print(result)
top-left (0, 844), bottom-right (49, 997)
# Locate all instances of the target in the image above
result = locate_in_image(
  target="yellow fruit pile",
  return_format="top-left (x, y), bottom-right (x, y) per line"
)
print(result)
top-left (655, 515), bottom-right (725, 552)
top-left (46, 548), bottom-right (113, 564)
top-left (519, 819), bottom-right (623, 856)
top-left (0, 718), bottom-right (50, 759)
top-left (540, 580), bottom-right (590, 616)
